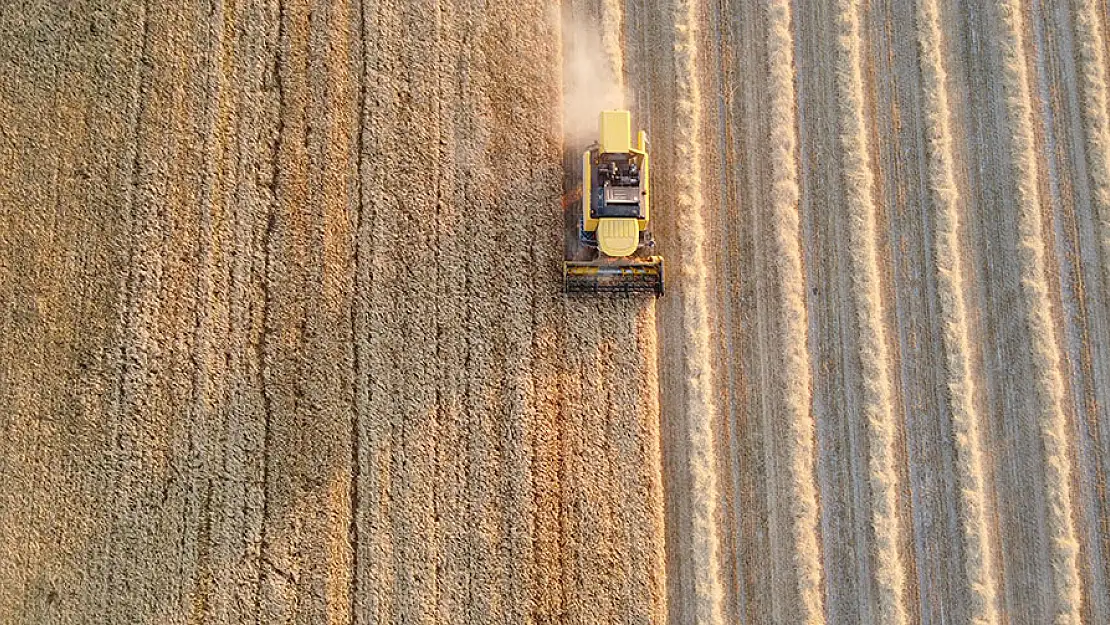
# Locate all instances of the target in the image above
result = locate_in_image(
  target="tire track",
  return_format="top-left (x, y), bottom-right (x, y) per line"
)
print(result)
top-left (254, 0), bottom-right (299, 618)
top-left (183, 1), bottom-right (233, 620)
top-left (832, 1), bottom-right (907, 622)
top-left (109, 3), bottom-right (216, 620)
top-left (349, 0), bottom-right (370, 618)
top-left (352, 0), bottom-right (394, 618)
top-left (426, 0), bottom-right (468, 622)
top-left (108, 1), bottom-right (161, 614)
top-left (209, 0), bottom-right (272, 619)
top-left (256, 2), bottom-right (337, 619)
top-left (913, 0), bottom-right (999, 622)
top-left (995, 0), bottom-right (1082, 622)
top-left (233, 4), bottom-right (282, 622)
top-left (252, 0), bottom-right (363, 619)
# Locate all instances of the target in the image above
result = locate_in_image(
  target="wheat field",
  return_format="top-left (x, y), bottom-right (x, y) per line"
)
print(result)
top-left (2, 0), bottom-right (1109, 623)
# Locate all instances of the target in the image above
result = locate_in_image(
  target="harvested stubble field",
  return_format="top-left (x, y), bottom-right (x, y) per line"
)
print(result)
top-left (2, 0), bottom-right (1109, 624)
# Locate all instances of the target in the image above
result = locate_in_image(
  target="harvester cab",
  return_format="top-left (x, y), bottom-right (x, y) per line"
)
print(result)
top-left (563, 110), bottom-right (665, 296)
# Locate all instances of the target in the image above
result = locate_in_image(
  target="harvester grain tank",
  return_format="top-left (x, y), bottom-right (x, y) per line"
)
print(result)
top-left (563, 110), bottom-right (665, 296)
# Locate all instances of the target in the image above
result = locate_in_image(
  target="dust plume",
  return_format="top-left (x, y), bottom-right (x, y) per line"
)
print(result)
top-left (562, 12), bottom-right (626, 146)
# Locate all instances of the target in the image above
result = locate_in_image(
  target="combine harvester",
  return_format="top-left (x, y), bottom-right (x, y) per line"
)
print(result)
top-left (564, 110), bottom-right (665, 296)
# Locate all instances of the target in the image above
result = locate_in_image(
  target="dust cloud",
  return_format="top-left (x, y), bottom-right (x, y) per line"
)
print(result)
top-left (562, 14), bottom-right (625, 146)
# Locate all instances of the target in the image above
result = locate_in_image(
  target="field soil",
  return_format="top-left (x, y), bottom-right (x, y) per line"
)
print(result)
top-left (2, 1), bottom-right (1109, 624)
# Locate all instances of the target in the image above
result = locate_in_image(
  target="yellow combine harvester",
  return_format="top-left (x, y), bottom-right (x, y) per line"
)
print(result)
top-left (563, 110), bottom-right (665, 296)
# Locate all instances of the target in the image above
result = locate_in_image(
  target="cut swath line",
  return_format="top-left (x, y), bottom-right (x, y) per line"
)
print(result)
top-left (767, 0), bottom-right (824, 622)
top-left (995, 1), bottom-right (1082, 622)
top-left (672, 0), bottom-right (725, 623)
top-left (832, 0), bottom-right (906, 622)
top-left (914, 0), bottom-right (999, 622)
top-left (1072, 0), bottom-right (1110, 308)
